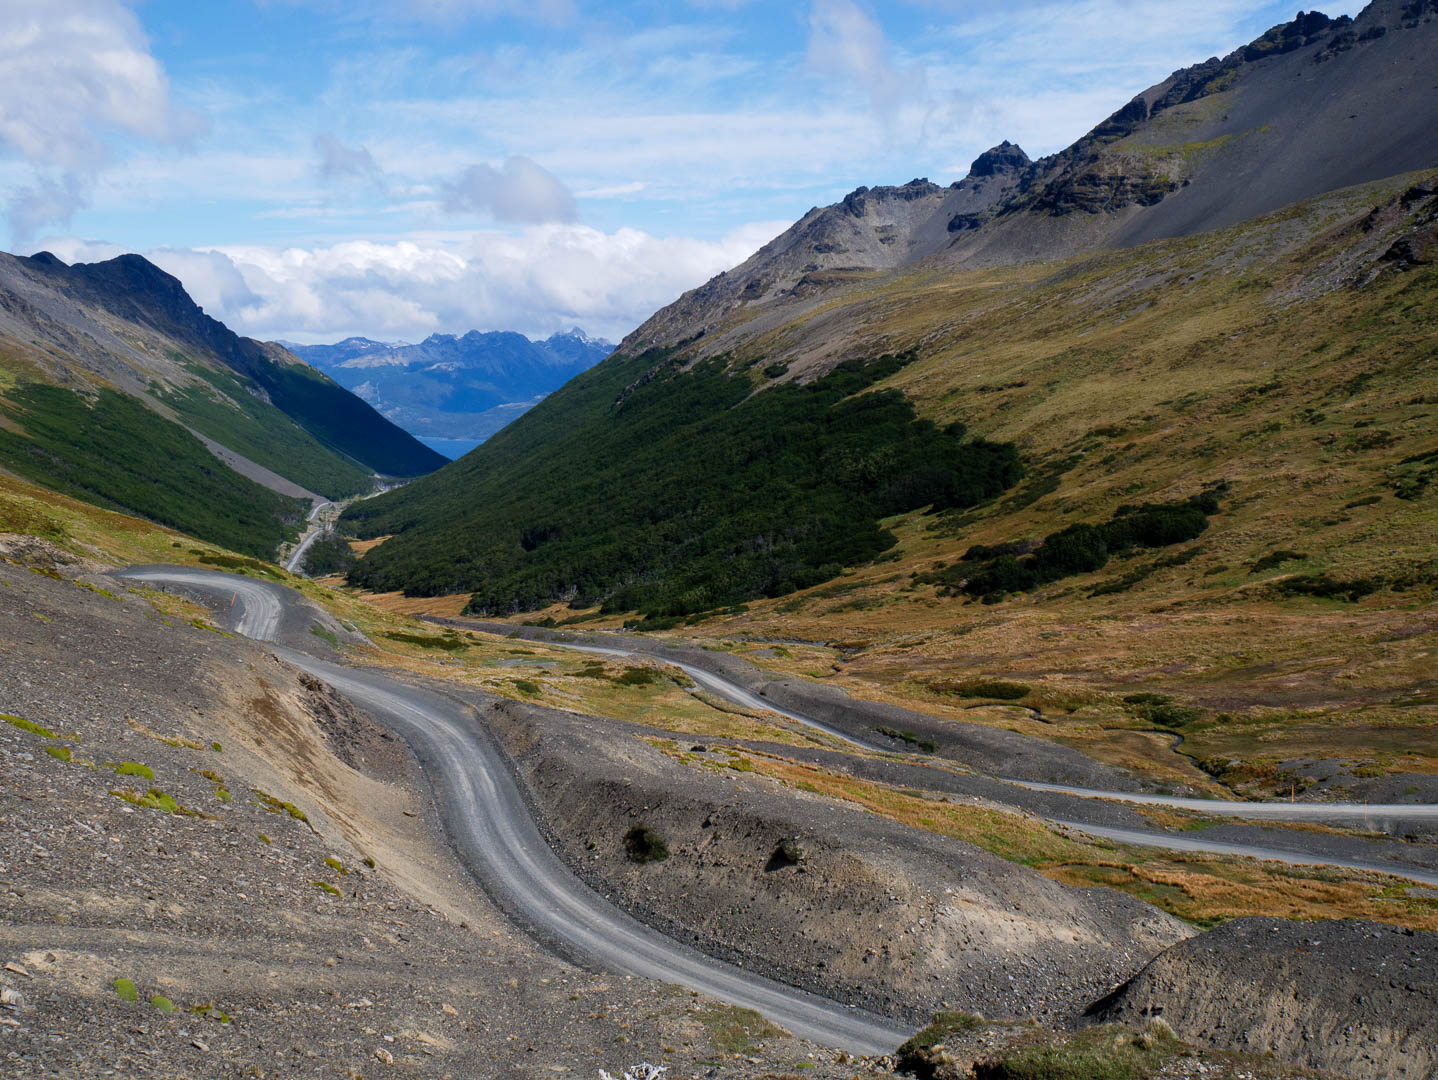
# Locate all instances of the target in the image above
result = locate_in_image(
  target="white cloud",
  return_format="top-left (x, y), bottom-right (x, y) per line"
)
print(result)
top-left (442, 156), bottom-right (577, 224)
top-left (806, 0), bottom-right (925, 134)
top-left (0, 0), bottom-right (201, 241)
top-left (95, 220), bottom-right (782, 344)
top-left (314, 134), bottom-right (386, 188)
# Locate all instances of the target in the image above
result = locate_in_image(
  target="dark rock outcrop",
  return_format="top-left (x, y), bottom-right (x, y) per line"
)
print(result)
top-left (1088, 917), bottom-right (1438, 1080)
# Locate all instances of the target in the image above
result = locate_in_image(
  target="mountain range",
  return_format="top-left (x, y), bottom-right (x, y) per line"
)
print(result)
top-left (0, 250), bottom-right (444, 557)
top-left (285, 328), bottom-right (612, 448)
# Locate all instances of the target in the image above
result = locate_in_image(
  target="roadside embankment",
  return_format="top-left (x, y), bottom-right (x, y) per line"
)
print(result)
top-left (480, 694), bottom-right (1189, 1026)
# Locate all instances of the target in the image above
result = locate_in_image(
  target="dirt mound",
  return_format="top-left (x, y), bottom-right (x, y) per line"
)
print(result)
top-left (482, 696), bottom-right (1188, 1025)
top-left (1088, 916), bottom-right (1438, 1080)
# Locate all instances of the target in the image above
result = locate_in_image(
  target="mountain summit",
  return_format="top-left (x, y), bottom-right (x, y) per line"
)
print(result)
top-left (621, 0), bottom-right (1438, 358)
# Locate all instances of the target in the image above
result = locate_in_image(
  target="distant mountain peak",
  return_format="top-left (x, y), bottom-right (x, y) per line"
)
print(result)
top-left (967, 142), bottom-right (1030, 179)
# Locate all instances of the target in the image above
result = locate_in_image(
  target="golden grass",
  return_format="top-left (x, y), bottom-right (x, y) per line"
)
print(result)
top-left (652, 741), bottom-right (1438, 931)
top-left (620, 173), bottom-right (1438, 791)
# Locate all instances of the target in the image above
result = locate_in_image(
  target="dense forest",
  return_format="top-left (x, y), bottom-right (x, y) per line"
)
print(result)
top-left (342, 349), bottom-right (1022, 617)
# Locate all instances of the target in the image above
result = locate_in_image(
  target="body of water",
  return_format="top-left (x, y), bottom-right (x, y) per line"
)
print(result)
top-left (419, 437), bottom-right (484, 460)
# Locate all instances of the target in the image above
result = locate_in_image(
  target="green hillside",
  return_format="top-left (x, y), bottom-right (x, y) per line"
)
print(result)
top-left (0, 385), bottom-right (305, 558)
top-left (158, 361), bottom-right (374, 498)
top-left (341, 350), bottom-right (1020, 616)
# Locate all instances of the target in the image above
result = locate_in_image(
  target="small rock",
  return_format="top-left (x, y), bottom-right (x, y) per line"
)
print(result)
top-left (441, 1003), bottom-right (458, 1016)
top-left (374, 1047), bottom-right (394, 1064)
top-left (3, 963), bottom-right (30, 978)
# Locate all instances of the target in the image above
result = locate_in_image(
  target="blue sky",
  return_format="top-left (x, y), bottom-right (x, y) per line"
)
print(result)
top-left (1, 0), bottom-right (1366, 343)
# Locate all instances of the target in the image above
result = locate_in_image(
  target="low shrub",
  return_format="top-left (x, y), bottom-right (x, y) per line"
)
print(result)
top-left (1249, 549), bottom-right (1307, 573)
top-left (1273, 573), bottom-right (1380, 602)
top-left (938, 679), bottom-right (1030, 701)
top-left (876, 726), bottom-right (939, 753)
top-left (896, 1011), bottom-right (985, 1078)
top-left (623, 825), bottom-right (670, 863)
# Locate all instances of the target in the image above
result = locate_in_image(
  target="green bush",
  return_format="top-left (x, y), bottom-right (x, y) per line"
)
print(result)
top-left (923, 490), bottom-right (1219, 601)
top-left (877, 726), bottom-right (938, 753)
top-left (1250, 549), bottom-right (1307, 573)
top-left (1272, 573), bottom-right (1380, 602)
top-left (624, 824), bottom-right (670, 863)
top-left (940, 679), bottom-right (1030, 701)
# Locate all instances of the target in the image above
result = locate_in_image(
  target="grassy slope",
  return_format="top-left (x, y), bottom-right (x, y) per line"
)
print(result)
top-left (158, 361), bottom-right (374, 498)
top-left (407, 173), bottom-right (1437, 793)
top-left (0, 385), bottom-right (306, 558)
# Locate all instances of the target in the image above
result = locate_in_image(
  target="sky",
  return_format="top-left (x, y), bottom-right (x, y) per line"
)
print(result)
top-left (0, 0), bottom-right (1367, 345)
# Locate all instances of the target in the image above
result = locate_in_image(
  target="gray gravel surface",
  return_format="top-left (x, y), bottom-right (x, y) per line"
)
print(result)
top-left (1091, 917), bottom-right (1438, 1080)
top-left (0, 552), bottom-right (888, 1078)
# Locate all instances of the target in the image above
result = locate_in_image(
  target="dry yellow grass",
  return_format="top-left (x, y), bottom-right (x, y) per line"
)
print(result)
top-left (650, 740), bottom-right (1438, 931)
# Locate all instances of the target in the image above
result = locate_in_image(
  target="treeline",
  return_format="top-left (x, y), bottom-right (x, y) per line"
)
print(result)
top-left (342, 349), bottom-right (1022, 617)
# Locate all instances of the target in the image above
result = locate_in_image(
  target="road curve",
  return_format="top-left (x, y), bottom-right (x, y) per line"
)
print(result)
top-left (531, 638), bottom-right (1438, 826)
top-left (284, 500), bottom-right (336, 574)
top-left (115, 567), bottom-right (909, 1056)
top-left (1060, 821), bottom-right (1438, 887)
top-left (566, 643), bottom-right (879, 751)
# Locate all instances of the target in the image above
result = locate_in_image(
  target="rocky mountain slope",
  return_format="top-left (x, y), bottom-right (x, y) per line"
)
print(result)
top-left (622, 0), bottom-right (1438, 359)
top-left (0, 250), bottom-right (444, 556)
top-left (287, 327), bottom-right (611, 444)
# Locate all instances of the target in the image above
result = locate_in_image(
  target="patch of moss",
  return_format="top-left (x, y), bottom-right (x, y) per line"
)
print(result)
top-left (324, 857), bottom-right (348, 876)
top-left (314, 880), bottom-right (341, 897)
top-left (113, 978), bottom-right (139, 1003)
top-left (110, 788), bottom-right (190, 815)
top-left (310, 623), bottom-right (339, 647)
top-left (251, 789), bottom-right (308, 821)
top-left (697, 1004), bottom-right (783, 1055)
top-left (151, 995), bottom-right (176, 1014)
top-left (3, 713), bottom-right (56, 738)
top-left (46, 745), bottom-right (72, 762)
top-left (974, 1021), bottom-right (1182, 1080)
top-left (111, 761), bottom-right (154, 780)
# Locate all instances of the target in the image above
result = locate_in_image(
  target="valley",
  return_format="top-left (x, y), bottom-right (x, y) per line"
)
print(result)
top-left (2, 1), bottom-right (1437, 1077)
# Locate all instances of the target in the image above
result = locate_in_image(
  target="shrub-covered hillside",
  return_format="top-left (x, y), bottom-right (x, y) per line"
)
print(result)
top-left (341, 350), bottom-right (1021, 616)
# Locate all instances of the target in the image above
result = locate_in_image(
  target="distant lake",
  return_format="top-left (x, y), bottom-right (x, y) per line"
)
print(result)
top-left (419, 437), bottom-right (484, 460)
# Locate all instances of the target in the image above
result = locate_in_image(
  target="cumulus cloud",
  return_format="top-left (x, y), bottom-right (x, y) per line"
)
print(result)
top-left (0, 0), bottom-right (201, 241)
top-left (63, 220), bottom-right (783, 344)
top-left (807, 0), bottom-right (924, 132)
top-left (442, 156), bottom-right (577, 224)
